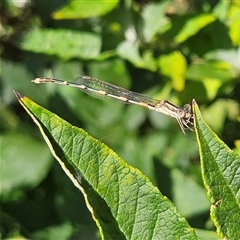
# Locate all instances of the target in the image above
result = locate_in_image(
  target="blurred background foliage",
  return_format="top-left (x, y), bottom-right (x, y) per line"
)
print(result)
top-left (0, 0), bottom-right (239, 239)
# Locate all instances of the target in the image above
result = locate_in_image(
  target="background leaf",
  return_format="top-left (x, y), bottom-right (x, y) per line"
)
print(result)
top-left (1, 133), bottom-right (52, 201)
top-left (19, 29), bottom-right (101, 60)
top-left (142, 1), bottom-right (170, 41)
top-left (53, 0), bottom-right (119, 19)
top-left (174, 13), bottom-right (216, 43)
top-left (158, 51), bottom-right (187, 91)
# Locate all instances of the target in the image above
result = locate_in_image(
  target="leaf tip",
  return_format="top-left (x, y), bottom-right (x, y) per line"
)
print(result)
top-left (14, 90), bottom-right (25, 100)
top-left (191, 99), bottom-right (199, 115)
top-left (192, 98), bottom-right (197, 106)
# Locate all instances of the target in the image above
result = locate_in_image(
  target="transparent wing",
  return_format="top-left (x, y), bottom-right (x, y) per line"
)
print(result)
top-left (74, 76), bottom-right (159, 108)
top-left (32, 76), bottom-right (194, 134)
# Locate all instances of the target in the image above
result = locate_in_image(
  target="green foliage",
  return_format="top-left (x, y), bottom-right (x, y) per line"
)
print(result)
top-left (15, 92), bottom-right (197, 239)
top-left (52, 0), bottom-right (119, 19)
top-left (1, 0), bottom-right (239, 239)
top-left (20, 29), bottom-right (102, 60)
top-left (194, 100), bottom-right (240, 239)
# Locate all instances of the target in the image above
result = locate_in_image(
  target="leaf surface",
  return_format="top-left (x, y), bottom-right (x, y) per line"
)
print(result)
top-left (52, 0), bottom-right (119, 19)
top-left (15, 91), bottom-right (197, 240)
top-left (19, 29), bottom-right (101, 60)
top-left (193, 100), bottom-right (240, 239)
top-left (174, 13), bottom-right (215, 43)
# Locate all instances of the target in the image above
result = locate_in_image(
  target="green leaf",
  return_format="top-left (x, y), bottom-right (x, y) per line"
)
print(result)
top-left (19, 28), bottom-right (101, 60)
top-left (174, 13), bottom-right (215, 43)
top-left (212, 1), bottom-right (230, 21)
top-left (228, 2), bottom-right (240, 46)
top-left (193, 100), bottom-right (240, 239)
top-left (142, 1), bottom-right (170, 41)
top-left (117, 41), bottom-right (157, 71)
top-left (187, 62), bottom-right (232, 82)
top-left (15, 91), bottom-right (197, 240)
top-left (171, 169), bottom-right (209, 218)
top-left (31, 222), bottom-right (73, 240)
top-left (0, 132), bottom-right (52, 201)
top-left (158, 51), bottom-right (187, 91)
top-left (186, 62), bottom-right (232, 99)
top-left (52, 0), bottom-right (119, 19)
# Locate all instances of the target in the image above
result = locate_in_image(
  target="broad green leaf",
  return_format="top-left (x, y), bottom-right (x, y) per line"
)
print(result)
top-left (31, 222), bottom-right (73, 240)
top-left (193, 100), bottom-right (240, 239)
top-left (19, 28), bottom-right (101, 60)
top-left (186, 62), bottom-right (232, 99)
top-left (204, 49), bottom-right (240, 76)
top-left (0, 133), bottom-right (52, 201)
top-left (186, 62), bottom-right (232, 82)
top-left (52, 0), bottom-right (119, 19)
top-left (142, 1), bottom-right (170, 41)
top-left (228, 2), bottom-right (240, 46)
top-left (201, 98), bottom-right (240, 134)
top-left (88, 59), bottom-right (131, 89)
top-left (212, 1), bottom-right (230, 21)
top-left (1, 60), bottom-right (36, 105)
top-left (117, 41), bottom-right (157, 71)
top-left (15, 91), bottom-right (197, 240)
top-left (174, 13), bottom-right (215, 43)
top-left (158, 51), bottom-right (187, 91)
top-left (171, 169), bottom-right (209, 218)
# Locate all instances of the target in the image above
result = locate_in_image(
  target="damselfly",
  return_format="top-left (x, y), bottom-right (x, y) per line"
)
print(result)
top-left (32, 76), bottom-right (194, 134)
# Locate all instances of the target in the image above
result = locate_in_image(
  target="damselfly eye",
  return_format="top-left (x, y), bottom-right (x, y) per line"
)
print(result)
top-left (183, 104), bottom-right (192, 114)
